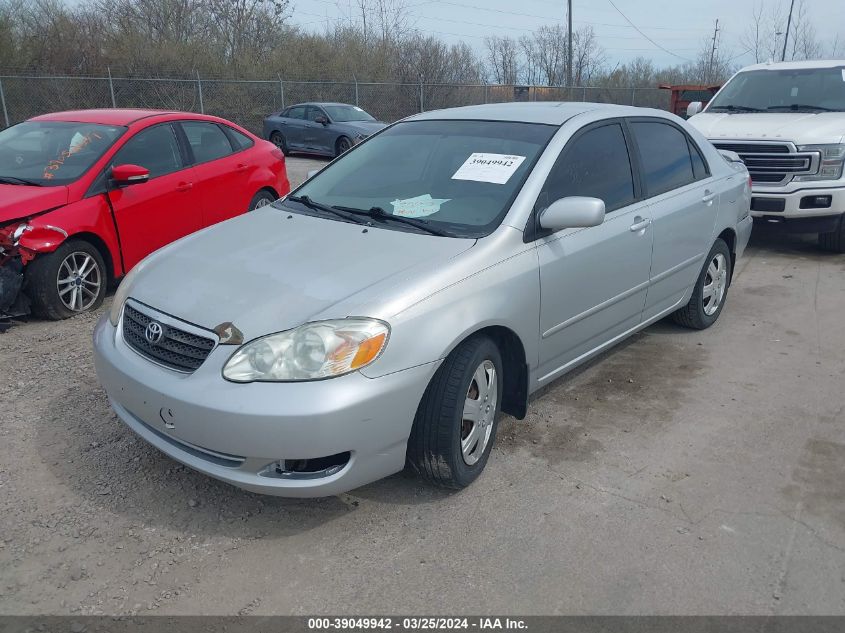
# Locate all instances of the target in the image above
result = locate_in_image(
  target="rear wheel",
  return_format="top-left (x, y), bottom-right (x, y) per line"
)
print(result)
top-left (26, 239), bottom-right (107, 320)
top-left (335, 136), bottom-right (352, 157)
top-left (248, 189), bottom-right (276, 211)
top-left (269, 131), bottom-right (287, 154)
top-left (671, 238), bottom-right (731, 330)
top-left (407, 336), bottom-right (502, 489)
top-left (818, 215), bottom-right (845, 253)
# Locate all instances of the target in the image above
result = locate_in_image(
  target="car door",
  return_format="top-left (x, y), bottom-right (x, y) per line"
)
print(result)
top-left (281, 106), bottom-right (307, 150)
top-left (105, 122), bottom-right (201, 271)
top-left (303, 106), bottom-right (333, 153)
top-left (177, 120), bottom-right (250, 225)
top-left (533, 120), bottom-right (654, 384)
top-left (628, 118), bottom-right (718, 321)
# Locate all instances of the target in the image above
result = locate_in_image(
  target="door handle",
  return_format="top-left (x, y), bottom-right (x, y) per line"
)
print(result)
top-left (629, 216), bottom-right (652, 232)
top-left (702, 190), bottom-right (717, 204)
top-left (236, 163), bottom-right (248, 172)
top-left (176, 182), bottom-right (193, 192)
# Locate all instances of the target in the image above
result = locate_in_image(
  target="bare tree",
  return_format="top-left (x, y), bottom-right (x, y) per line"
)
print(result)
top-left (484, 35), bottom-right (519, 84)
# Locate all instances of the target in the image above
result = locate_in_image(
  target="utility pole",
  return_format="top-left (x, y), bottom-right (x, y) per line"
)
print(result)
top-left (781, 0), bottom-right (796, 61)
top-left (566, 0), bottom-right (573, 90)
top-left (707, 19), bottom-right (720, 84)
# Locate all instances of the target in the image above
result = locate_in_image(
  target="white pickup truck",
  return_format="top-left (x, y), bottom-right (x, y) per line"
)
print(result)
top-left (687, 60), bottom-right (845, 252)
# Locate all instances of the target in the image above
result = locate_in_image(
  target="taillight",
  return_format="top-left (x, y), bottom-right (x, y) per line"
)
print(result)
top-left (271, 148), bottom-right (284, 160)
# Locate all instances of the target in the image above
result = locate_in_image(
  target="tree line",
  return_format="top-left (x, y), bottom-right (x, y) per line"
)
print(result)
top-left (0, 0), bottom-right (839, 88)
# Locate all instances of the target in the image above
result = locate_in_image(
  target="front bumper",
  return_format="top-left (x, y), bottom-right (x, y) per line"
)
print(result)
top-left (93, 315), bottom-right (439, 497)
top-left (749, 184), bottom-right (845, 225)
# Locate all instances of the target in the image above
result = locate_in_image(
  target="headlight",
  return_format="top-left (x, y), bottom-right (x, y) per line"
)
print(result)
top-left (795, 144), bottom-right (845, 181)
top-left (222, 318), bottom-right (389, 382)
top-left (108, 264), bottom-right (141, 326)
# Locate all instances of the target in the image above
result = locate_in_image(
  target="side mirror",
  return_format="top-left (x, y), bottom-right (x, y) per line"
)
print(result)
top-left (315, 116), bottom-right (328, 126)
top-left (538, 197), bottom-right (605, 232)
top-left (111, 164), bottom-right (150, 187)
top-left (686, 101), bottom-right (703, 117)
top-left (306, 169), bottom-right (320, 180)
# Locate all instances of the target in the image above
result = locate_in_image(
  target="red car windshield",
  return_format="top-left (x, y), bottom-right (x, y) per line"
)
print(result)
top-left (0, 121), bottom-right (125, 186)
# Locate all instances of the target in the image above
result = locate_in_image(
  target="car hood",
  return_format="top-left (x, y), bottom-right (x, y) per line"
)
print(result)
top-left (127, 207), bottom-right (475, 339)
top-left (0, 185), bottom-right (69, 225)
top-left (689, 112), bottom-right (845, 145)
top-left (340, 120), bottom-right (387, 136)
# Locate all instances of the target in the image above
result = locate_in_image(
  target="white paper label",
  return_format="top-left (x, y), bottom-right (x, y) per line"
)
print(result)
top-left (841, 69), bottom-right (845, 81)
top-left (390, 194), bottom-right (450, 218)
top-left (451, 153), bottom-right (526, 184)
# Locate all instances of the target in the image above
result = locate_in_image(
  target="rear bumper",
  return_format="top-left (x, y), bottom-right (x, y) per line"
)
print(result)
top-left (93, 315), bottom-right (439, 497)
top-left (736, 213), bottom-right (753, 258)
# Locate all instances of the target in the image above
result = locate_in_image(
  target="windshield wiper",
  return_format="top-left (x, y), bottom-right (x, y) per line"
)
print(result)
top-left (766, 104), bottom-right (840, 112)
top-left (708, 105), bottom-right (763, 113)
top-left (332, 205), bottom-right (452, 237)
top-left (0, 176), bottom-right (42, 186)
top-left (286, 195), bottom-right (366, 225)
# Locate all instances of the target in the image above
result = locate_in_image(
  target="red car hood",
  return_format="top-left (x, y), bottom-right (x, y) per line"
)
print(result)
top-left (0, 184), bottom-right (69, 225)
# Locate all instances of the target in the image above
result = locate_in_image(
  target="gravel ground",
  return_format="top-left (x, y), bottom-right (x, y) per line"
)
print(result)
top-left (2, 172), bottom-right (845, 614)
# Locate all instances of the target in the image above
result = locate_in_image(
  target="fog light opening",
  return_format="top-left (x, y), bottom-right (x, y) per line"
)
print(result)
top-left (262, 452), bottom-right (351, 480)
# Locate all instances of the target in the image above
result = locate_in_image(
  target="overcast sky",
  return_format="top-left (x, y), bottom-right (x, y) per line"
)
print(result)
top-left (291, 0), bottom-right (845, 69)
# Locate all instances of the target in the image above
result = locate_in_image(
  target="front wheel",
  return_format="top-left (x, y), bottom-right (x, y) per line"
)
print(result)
top-left (407, 336), bottom-right (503, 489)
top-left (25, 239), bottom-right (107, 320)
top-left (671, 238), bottom-right (732, 330)
top-left (335, 136), bottom-right (352, 157)
top-left (818, 215), bottom-right (845, 253)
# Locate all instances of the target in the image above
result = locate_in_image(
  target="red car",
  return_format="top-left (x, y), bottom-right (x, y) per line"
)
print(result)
top-left (0, 109), bottom-right (289, 319)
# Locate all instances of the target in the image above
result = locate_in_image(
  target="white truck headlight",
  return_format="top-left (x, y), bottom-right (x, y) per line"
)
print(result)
top-left (795, 144), bottom-right (845, 181)
top-left (222, 318), bottom-right (389, 382)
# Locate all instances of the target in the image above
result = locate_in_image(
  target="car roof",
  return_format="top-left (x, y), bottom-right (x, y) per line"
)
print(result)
top-left (738, 59), bottom-right (845, 72)
top-left (287, 102), bottom-right (356, 109)
top-left (406, 102), bottom-right (670, 126)
top-left (30, 109), bottom-right (183, 126)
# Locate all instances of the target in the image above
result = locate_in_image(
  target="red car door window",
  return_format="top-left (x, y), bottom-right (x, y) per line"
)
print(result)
top-left (181, 121), bottom-right (233, 164)
top-left (107, 123), bottom-right (202, 270)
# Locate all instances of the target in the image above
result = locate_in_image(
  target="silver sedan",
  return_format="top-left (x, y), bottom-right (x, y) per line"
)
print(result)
top-left (93, 102), bottom-right (752, 497)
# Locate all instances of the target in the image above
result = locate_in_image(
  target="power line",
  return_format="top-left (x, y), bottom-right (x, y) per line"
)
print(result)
top-left (604, 0), bottom-right (694, 61)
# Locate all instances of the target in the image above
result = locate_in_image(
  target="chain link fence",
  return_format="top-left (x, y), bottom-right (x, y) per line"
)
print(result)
top-left (0, 74), bottom-right (670, 135)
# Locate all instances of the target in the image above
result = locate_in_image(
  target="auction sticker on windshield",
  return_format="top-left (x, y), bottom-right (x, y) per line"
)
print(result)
top-left (451, 153), bottom-right (526, 184)
top-left (390, 194), bottom-right (450, 218)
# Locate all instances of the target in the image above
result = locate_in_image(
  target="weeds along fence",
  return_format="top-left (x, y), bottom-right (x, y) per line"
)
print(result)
top-left (0, 74), bottom-right (671, 135)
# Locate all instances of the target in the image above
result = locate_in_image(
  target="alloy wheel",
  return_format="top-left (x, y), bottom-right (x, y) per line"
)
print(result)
top-left (460, 359), bottom-right (498, 466)
top-left (57, 251), bottom-right (102, 312)
top-left (702, 252), bottom-right (728, 316)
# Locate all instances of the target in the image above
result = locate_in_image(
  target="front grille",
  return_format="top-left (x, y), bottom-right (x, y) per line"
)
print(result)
top-left (712, 141), bottom-right (818, 186)
top-left (122, 303), bottom-right (216, 373)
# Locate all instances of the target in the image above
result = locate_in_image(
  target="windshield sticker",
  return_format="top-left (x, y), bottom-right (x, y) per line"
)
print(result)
top-left (390, 194), bottom-right (450, 218)
top-left (842, 69), bottom-right (845, 81)
top-left (451, 153), bottom-right (526, 185)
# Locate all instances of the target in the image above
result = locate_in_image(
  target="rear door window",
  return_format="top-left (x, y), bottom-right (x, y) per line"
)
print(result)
top-left (285, 106), bottom-right (306, 120)
top-left (180, 121), bottom-right (234, 164)
top-left (631, 120), bottom-right (697, 196)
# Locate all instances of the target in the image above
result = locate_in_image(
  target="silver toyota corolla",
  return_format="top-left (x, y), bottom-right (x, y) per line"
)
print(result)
top-left (93, 102), bottom-right (753, 497)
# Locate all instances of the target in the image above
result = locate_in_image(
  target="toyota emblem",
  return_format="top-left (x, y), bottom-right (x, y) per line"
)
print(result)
top-left (145, 321), bottom-right (164, 344)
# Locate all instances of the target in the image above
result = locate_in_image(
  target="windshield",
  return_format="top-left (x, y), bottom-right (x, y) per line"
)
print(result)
top-left (707, 66), bottom-right (845, 112)
top-left (323, 105), bottom-right (376, 123)
top-left (0, 121), bottom-right (125, 186)
top-left (287, 119), bottom-right (556, 238)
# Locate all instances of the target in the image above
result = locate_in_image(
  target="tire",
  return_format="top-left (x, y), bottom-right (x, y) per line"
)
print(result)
top-left (25, 239), bottom-right (107, 320)
top-left (818, 215), bottom-right (845, 253)
top-left (335, 136), bottom-right (352, 157)
top-left (407, 335), bottom-right (503, 489)
top-left (248, 189), bottom-right (276, 211)
top-left (269, 131), bottom-right (287, 154)
top-left (671, 238), bottom-right (732, 330)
